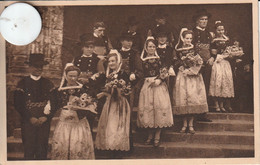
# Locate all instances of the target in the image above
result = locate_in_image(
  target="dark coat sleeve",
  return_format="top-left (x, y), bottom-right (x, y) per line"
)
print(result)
top-left (14, 79), bottom-right (31, 120)
top-left (14, 79), bottom-right (32, 120)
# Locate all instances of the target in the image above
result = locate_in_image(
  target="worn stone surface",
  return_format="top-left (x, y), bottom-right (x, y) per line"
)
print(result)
top-left (6, 6), bottom-right (65, 136)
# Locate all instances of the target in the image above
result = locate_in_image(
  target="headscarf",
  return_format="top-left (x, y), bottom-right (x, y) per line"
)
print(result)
top-left (212, 21), bottom-right (229, 43)
top-left (58, 63), bottom-right (83, 91)
top-left (106, 49), bottom-right (122, 78)
top-left (140, 36), bottom-right (160, 61)
top-left (175, 28), bottom-right (194, 51)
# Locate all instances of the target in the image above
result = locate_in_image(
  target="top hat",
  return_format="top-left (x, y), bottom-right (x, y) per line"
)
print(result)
top-left (192, 9), bottom-right (212, 22)
top-left (127, 16), bottom-right (140, 26)
top-left (153, 8), bottom-right (169, 19)
top-left (25, 53), bottom-right (49, 67)
top-left (120, 32), bottom-right (134, 41)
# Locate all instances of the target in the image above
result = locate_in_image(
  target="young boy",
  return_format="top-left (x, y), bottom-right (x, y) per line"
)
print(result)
top-left (73, 37), bottom-right (105, 84)
top-left (73, 37), bottom-right (105, 130)
top-left (118, 33), bottom-right (143, 87)
top-left (155, 28), bottom-right (176, 99)
top-left (118, 33), bottom-right (143, 151)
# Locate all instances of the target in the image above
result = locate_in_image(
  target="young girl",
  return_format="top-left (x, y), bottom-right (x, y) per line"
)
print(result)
top-left (173, 28), bottom-right (208, 134)
top-left (209, 21), bottom-right (234, 112)
top-left (50, 64), bottom-right (96, 159)
top-left (137, 37), bottom-right (173, 147)
top-left (95, 50), bottom-right (131, 155)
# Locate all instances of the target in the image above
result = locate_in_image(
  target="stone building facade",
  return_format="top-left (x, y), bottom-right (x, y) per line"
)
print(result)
top-left (6, 6), bottom-right (64, 135)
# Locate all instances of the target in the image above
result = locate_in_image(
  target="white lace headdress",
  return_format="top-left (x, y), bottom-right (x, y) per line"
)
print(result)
top-left (140, 36), bottom-right (160, 61)
top-left (175, 28), bottom-right (194, 51)
top-left (58, 63), bottom-right (83, 91)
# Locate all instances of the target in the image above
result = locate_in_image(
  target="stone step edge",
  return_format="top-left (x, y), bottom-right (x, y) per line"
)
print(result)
top-left (7, 142), bottom-right (254, 156)
top-left (9, 129), bottom-right (255, 142)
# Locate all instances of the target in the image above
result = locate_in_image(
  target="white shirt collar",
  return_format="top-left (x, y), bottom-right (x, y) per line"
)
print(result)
top-left (158, 44), bottom-right (167, 49)
top-left (121, 47), bottom-right (131, 51)
top-left (93, 33), bottom-right (99, 38)
top-left (196, 26), bottom-right (206, 31)
top-left (30, 74), bottom-right (41, 81)
top-left (82, 54), bottom-right (92, 57)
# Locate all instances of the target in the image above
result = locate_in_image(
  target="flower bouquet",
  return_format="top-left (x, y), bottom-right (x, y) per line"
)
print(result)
top-left (65, 93), bottom-right (97, 114)
top-left (156, 67), bottom-right (169, 80)
top-left (225, 45), bottom-right (244, 58)
top-left (104, 78), bottom-right (131, 96)
top-left (181, 52), bottom-right (203, 68)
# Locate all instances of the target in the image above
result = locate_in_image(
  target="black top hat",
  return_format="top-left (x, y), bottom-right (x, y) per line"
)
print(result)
top-left (25, 53), bottom-right (49, 67)
top-left (120, 32), bottom-right (134, 41)
top-left (153, 8), bottom-right (169, 19)
top-left (127, 16), bottom-right (139, 26)
top-left (192, 9), bottom-right (212, 22)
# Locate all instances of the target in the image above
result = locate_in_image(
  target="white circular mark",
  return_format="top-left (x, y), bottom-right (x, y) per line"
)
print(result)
top-left (0, 3), bottom-right (42, 46)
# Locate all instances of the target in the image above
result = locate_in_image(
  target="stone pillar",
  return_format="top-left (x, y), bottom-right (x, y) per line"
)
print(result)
top-left (6, 6), bottom-right (64, 136)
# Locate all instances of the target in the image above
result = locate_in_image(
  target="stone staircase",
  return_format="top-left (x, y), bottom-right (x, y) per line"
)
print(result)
top-left (7, 110), bottom-right (254, 160)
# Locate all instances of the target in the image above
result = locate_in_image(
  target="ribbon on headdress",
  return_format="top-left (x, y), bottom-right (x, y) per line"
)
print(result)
top-left (140, 36), bottom-right (160, 61)
top-left (58, 63), bottom-right (83, 91)
top-left (106, 49), bottom-right (123, 77)
top-left (175, 28), bottom-right (194, 51)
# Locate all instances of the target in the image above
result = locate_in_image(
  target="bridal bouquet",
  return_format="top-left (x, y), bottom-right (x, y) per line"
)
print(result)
top-left (66, 93), bottom-right (97, 114)
top-left (181, 52), bottom-right (203, 68)
top-left (104, 79), bottom-right (131, 96)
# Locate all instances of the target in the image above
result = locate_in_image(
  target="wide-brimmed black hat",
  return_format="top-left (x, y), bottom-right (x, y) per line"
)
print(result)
top-left (127, 16), bottom-right (140, 26)
top-left (120, 32), bottom-right (134, 41)
top-left (192, 9), bottom-right (212, 22)
top-left (25, 53), bottom-right (49, 67)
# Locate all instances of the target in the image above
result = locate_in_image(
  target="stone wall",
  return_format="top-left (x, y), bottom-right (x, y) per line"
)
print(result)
top-left (6, 6), bottom-right (64, 136)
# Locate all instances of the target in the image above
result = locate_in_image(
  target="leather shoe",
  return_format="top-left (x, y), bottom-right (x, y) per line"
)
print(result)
top-left (154, 139), bottom-right (160, 147)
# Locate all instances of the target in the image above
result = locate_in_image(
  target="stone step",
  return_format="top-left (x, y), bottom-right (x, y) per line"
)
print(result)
top-left (205, 112), bottom-right (254, 121)
top-left (13, 117), bottom-right (254, 139)
top-left (8, 129), bottom-right (254, 153)
top-left (7, 142), bottom-right (254, 160)
top-left (131, 108), bottom-right (253, 121)
top-left (50, 111), bottom-right (254, 127)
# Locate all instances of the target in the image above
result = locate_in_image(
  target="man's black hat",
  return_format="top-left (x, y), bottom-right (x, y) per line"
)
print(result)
top-left (25, 53), bottom-right (49, 67)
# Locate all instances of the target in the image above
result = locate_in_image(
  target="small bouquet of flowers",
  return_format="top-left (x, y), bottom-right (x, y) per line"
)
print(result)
top-left (225, 45), bottom-right (244, 58)
top-left (157, 67), bottom-right (169, 80)
top-left (181, 52), bottom-right (203, 68)
top-left (65, 93), bottom-right (97, 114)
top-left (104, 78), bottom-right (131, 96)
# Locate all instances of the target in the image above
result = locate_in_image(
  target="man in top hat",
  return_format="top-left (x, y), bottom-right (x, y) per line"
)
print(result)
top-left (192, 9), bottom-right (214, 122)
top-left (14, 54), bottom-right (54, 160)
top-left (87, 21), bottom-right (113, 59)
top-left (147, 8), bottom-right (178, 48)
top-left (120, 16), bottom-right (144, 52)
